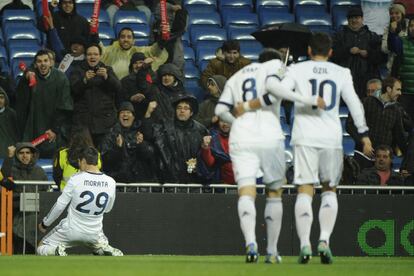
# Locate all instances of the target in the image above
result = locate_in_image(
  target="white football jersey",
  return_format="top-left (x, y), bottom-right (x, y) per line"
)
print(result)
top-left (282, 60), bottom-right (368, 149)
top-left (217, 60), bottom-right (286, 144)
top-left (43, 171), bottom-right (116, 234)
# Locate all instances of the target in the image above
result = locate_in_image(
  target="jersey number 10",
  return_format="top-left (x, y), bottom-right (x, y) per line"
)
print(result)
top-left (309, 79), bottom-right (337, 111)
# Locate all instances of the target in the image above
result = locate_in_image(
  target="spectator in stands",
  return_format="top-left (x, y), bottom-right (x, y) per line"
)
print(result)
top-left (16, 49), bottom-right (73, 158)
top-left (366, 78), bottom-right (382, 97)
top-left (355, 145), bottom-right (404, 186)
top-left (194, 75), bottom-right (227, 128)
top-left (53, 126), bottom-right (102, 191)
top-left (44, 0), bottom-right (90, 52)
top-left (120, 52), bottom-right (155, 119)
top-left (144, 94), bottom-right (209, 183)
top-left (346, 77), bottom-right (407, 167)
top-left (0, 143), bottom-right (48, 253)
top-left (70, 44), bottom-right (122, 147)
top-left (198, 118), bottom-right (234, 184)
top-left (102, 0), bottom-right (152, 26)
top-left (200, 40), bottom-right (251, 90)
top-left (0, 0), bottom-right (31, 16)
top-left (44, 13), bottom-right (87, 76)
top-left (100, 102), bottom-right (157, 184)
top-left (388, 18), bottom-right (414, 122)
top-left (101, 27), bottom-right (168, 80)
top-left (382, 3), bottom-right (409, 75)
top-left (153, 1), bottom-right (188, 73)
top-left (0, 88), bottom-right (18, 158)
top-left (361, 0), bottom-right (392, 36)
top-left (0, 66), bottom-right (15, 107)
top-left (332, 6), bottom-right (382, 99)
top-left (146, 63), bottom-right (187, 123)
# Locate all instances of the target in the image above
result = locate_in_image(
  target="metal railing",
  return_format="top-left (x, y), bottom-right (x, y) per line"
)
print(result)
top-left (1, 180), bottom-right (413, 255)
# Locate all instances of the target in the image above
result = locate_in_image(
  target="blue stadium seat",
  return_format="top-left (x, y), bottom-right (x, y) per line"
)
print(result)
top-left (295, 4), bottom-right (326, 17)
top-left (185, 4), bottom-right (217, 14)
top-left (184, 0), bottom-right (217, 8)
top-left (228, 27), bottom-right (256, 41)
top-left (330, 0), bottom-right (360, 10)
top-left (4, 26), bottom-right (42, 46)
top-left (184, 61), bottom-right (200, 80)
top-left (114, 10), bottom-right (148, 25)
top-left (3, 21), bottom-right (35, 34)
top-left (0, 29), bottom-right (4, 46)
top-left (196, 40), bottom-right (223, 50)
top-left (182, 31), bottom-right (191, 46)
top-left (294, 0), bottom-right (327, 8)
top-left (0, 46), bottom-right (9, 73)
top-left (308, 25), bottom-right (333, 34)
top-left (98, 25), bottom-right (115, 46)
top-left (185, 78), bottom-right (200, 88)
top-left (2, 9), bottom-right (36, 26)
top-left (343, 136), bottom-right (355, 156)
top-left (114, 23), bottom-right (150, 44)
top-left (220, 6), bottom-right (252, 20)
top-left (37, 159), bottom-right (54, 181)
top-left (190, 25), bottom-right (227, 46)
top-left (184, 47), bottom-right (195, 64)
top-left (297, 12), bottom-right (332, 28)
top-left (339, 106), bottom-right (349, 117)
top-left (340, 117), bottom-right (349, 136)
top-left (260, 10), bottom-right (294, 26)
top-left (187, 85), bottom-right (206, 103)
top-left (256, 0), bottom-right (290, 13)
top-left (219, 0), bottom-right (253, 10)
top-left (196, 46), bottom-right (217, 66)
top-left (188, 12), bottom-right (222, 26)
top-left (332, 5), bottom-right (351, 30)
top-left (223, 12), bottom-right (259, 28)
top-left (393, 156), bottom-right (403, 172)
top-left (199, 59), bottom-right (210, 71)
top-left (239, 41), bottom-right (263, 61)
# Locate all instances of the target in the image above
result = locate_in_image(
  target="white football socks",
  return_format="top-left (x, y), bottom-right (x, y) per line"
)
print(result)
top-left (238, 195), bottom-right (257, 247)
top-left (295, 193), bottom-right (313, 249)
top-left (264, 197), bottom-right (283, 256)
top-left (319, 191), bottom-right (338, 244)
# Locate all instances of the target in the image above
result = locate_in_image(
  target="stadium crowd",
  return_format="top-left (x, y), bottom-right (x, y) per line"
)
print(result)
top-left (1, 0), bottom-right (414, 191)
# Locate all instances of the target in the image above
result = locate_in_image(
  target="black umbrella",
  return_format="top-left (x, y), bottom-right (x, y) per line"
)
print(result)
top-left (252, 23), bottom-right (312, 60)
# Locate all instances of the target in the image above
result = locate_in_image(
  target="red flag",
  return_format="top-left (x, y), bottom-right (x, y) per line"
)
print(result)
top-left (18, 61), bottom-right (37, 87)
top-left (42, 0), bottom-right (51, 29)
top-left (31, 133), bottom-right (50, 147)
top-left (90, 0), bottom-right (101, 34)
top-left (160, 0), bottom-right (170, 40)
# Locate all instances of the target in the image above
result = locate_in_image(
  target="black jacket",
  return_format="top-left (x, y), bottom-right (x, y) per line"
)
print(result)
top-left (100, 121), bottom-right (158, 183)
top-left (332, 25), bottom-right (382, 98)
top-left (355, 167), bottom-right (404, 186)
top-left (145, 117), bottom-right (209, 183)
top-left (70, 61), bottom-right (121, 135)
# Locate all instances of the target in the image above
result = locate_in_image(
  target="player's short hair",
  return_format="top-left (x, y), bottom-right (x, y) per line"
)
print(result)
top-left (258, 48), bottom-right (282, 63)
top-left (381, 76), bottom-right (401, 94)
top-left (309, 32), bottom-right (332, 56)
top-left (79, 147), bottom-right (99, 166)
top-left (366, 78), bottom-right (382, 88)
top-left (222, 40), bottom-right (240, 52)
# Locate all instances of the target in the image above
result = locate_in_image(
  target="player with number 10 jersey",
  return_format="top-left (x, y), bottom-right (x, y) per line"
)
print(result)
top-left (282, 60), bottom-right (367, 150)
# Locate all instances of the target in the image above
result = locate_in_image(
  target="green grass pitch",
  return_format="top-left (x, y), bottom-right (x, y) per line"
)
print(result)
top-left (0, 255), bottom-right (413, 276)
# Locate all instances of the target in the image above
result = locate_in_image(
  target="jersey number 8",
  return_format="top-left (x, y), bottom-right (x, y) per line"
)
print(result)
top-left (242, 78), bottom-right (257, 101)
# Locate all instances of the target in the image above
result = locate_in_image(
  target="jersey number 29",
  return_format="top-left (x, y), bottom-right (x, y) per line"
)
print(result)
top-left (75, 191), bottom-right (109, 215)
top-left (309, 79), bottom-right (337, 110)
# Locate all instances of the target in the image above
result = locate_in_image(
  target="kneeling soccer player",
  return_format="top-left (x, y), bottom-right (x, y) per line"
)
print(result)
top-left (37, 147), bottom-right (123, 256)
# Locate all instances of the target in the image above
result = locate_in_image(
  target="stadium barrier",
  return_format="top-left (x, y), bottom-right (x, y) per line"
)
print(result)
top-left (1, 181), bottom-right (413, 256)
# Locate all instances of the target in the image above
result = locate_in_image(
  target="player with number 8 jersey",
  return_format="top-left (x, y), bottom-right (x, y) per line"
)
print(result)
top-left (37, 147), bottom-right (122, 256)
